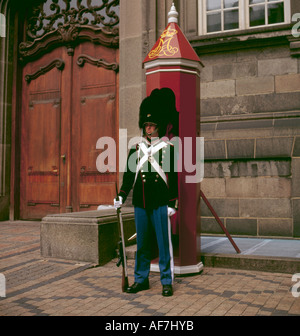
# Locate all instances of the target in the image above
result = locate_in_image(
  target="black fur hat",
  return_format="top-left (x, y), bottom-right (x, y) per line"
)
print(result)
top-left (150, 88), bottom-right (179, 138)
top-left (139, 88), bottom-right (179, 138)
top-left (139, 95), bottom-right (160, 129)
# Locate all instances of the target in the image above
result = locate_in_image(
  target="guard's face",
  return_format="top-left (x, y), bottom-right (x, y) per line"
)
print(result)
top-left (144, 122), bottom-right (158, 137)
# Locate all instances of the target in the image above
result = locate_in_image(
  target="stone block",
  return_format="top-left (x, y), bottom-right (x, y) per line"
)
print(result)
top-left (233, 92), bottom-right (300, 115)
top-left (226, 218), bottom-right (257, 236)
top-left (120, 0), bottom-right (143, 38)
top-left (201, 217), bottom-right (225, 234)
top-left (120, 37), bottom-right (144, 86)
top-left (292, 199), bottom-right (300, 237)
top-left (275, 74), bottom-right (300, 93)
top-left (226, 139), bottom-right (255, 159)
top-left (201, 198), bottom-right (239, 218)
top-left (258, 58), bottom-right (298, 77)
top-left (200, 65), bottom-right (213, 82)
top-left (235, 62), bottom-right (257, 78)
top-left (258, 218), bottom-right (293, 237)
top-left (204, 160), bottom-right (291, 179)
top-left (199, 51), bottom-right (237, 66)
top-left (201, 80), bottom-right (235, 99)
top-left (224, 177), bottom-right (290, 198)
top-left (200, 123), bottom-right (216, 132)
top-left (239, 198), bottom-right (292, 218)
top-left (204, 162), bottom-right (233, 178)
top-left (201, 178), bottom-right (226, 198)
top-left (256, 177), bottom-right (291, 198)
top-left (255, 137), bottom-right (294, 158)
top-left (200, 98), bottom-right (223, 117)
top-left (182, 0), bottom-right (198, 36)
top-left (201, 96), bottom-right (250, 117)
top-left (274, 118), bottom-right (300, 129)
top-left (252, 92), bottom-right (300, 113)
top-left (237, 160), bottom-right (291, 178)
top-left (200, 92), bottom-right (300, 117)
top-left (119, 85), bottom-right (143, 136)
top-left (257, 46), bottom-right (291, 60)
top-left (293, 137), bottom-right (300, 157)
top-left (213, 63), bottom-right (235, 80)
top-left (217, 119), bottom-right (273, 131)
top-left (225, 178), bottom-right (257, 198)
top-left (236, 76), bottom-right (274, 96)
top-left (292, 158), bottom-right (300, 197)
top-left (204, 140), bottom-right (226, 160)
top-left (41, 208), bottom-right (136, 265)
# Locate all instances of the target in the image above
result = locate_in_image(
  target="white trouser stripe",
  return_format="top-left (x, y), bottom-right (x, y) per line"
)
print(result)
top-left (168, 216), bottom-right (174, 283)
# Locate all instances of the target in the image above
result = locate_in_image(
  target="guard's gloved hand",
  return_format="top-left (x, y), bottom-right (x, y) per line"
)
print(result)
top-left (114, 196), bottom-right (123, 209)
top-left (168, 207), bottom-right (176, 217)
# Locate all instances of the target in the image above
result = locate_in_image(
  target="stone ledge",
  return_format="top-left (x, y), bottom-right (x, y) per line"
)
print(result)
top-left (41, 208), bottom-right (136, 266)
top-left (201, 253), bottom-right (300, 274)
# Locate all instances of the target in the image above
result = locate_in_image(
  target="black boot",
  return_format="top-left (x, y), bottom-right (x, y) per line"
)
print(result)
top-left (126, 279), bottom-right (150, 294)
top-left (162, 284), bottom-right (173, 297)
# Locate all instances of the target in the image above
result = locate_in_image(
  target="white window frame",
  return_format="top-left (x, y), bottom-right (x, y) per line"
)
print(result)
top-left (198, 0), bottom-right (291, 35)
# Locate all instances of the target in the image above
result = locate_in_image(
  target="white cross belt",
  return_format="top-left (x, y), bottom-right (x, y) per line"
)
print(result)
top-left (134, 141), bottom-right (168, 186)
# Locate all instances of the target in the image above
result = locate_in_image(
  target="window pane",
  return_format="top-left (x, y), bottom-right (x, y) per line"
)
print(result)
top-left (207, 12), bottom-right (221, 32)
top-left (207, 0), bottom-right (221, 11)
top-left (249, 0), bottom-right (264, 4)
top-left (250, 5), bottom-right (265, 26)
top-left (224, 9), bottom-right (239, 30)
top-left (268, 3), bottom-right (284, 24)
top-left (224, 0), bottom-right (239, 9)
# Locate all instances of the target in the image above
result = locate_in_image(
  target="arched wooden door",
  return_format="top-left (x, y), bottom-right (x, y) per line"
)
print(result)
top-left (19, 0), bottom-right (119, 219)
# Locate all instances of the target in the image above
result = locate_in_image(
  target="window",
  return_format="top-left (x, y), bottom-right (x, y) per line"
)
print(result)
top-left (198, 0), bottom-right (291, 35)
top-left (206, 0), bottom-right (240, 33)
top-left (249, 0), bottom-right (285, 27)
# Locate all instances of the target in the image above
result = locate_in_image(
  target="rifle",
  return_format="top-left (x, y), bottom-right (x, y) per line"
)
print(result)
top-left (115, 185), bottom-right (129, 292)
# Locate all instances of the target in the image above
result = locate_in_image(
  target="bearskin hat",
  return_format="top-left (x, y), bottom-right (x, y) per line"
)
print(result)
top-left (139, 88), bottom-right (179, 138)
top-left (138, 96), bottom-right (160, 128)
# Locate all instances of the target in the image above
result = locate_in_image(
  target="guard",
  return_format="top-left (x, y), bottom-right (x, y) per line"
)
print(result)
top-left (114, 90), bottom-right (178, 296)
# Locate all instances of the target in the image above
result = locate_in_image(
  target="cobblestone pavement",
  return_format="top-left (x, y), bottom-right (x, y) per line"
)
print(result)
top-left (0, 221), bottom-right (300, 317)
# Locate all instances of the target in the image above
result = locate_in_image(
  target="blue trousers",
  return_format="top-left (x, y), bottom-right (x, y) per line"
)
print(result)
top-left (134, 206), bottom-right (173, 286)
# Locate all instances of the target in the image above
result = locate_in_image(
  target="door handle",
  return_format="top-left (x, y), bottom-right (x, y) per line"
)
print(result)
top-left (61, 154), bottom-right (66, 163)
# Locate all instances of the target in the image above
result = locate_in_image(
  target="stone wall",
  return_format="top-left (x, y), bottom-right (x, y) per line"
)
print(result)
top-left (198, 44), bottom-right (300, 238)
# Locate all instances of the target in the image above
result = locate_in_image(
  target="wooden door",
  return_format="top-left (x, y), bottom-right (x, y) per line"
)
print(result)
top-left (72, 42), bottom-right (119, 212)
top-left (20, 44), bottom-right (118, 219)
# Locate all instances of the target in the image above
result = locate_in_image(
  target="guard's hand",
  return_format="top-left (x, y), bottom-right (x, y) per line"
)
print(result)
top-left (168, 207), bottom-right (176, 217)
top-left (114, 196), bottom-right (123, 209)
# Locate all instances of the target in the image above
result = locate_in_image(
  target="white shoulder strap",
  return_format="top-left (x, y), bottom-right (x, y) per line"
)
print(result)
top-left (133, 141), bottom-right (168, 186)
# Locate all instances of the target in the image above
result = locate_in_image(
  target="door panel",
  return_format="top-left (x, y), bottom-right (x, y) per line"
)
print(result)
top-left (20, 44), bottom-right (118, 219)
top-left (20, 49), bottom-right (64, 219)
top-left (27, 102), bottom-right (60, 205)
top-left (72, 43), bottom-right (118, 212)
